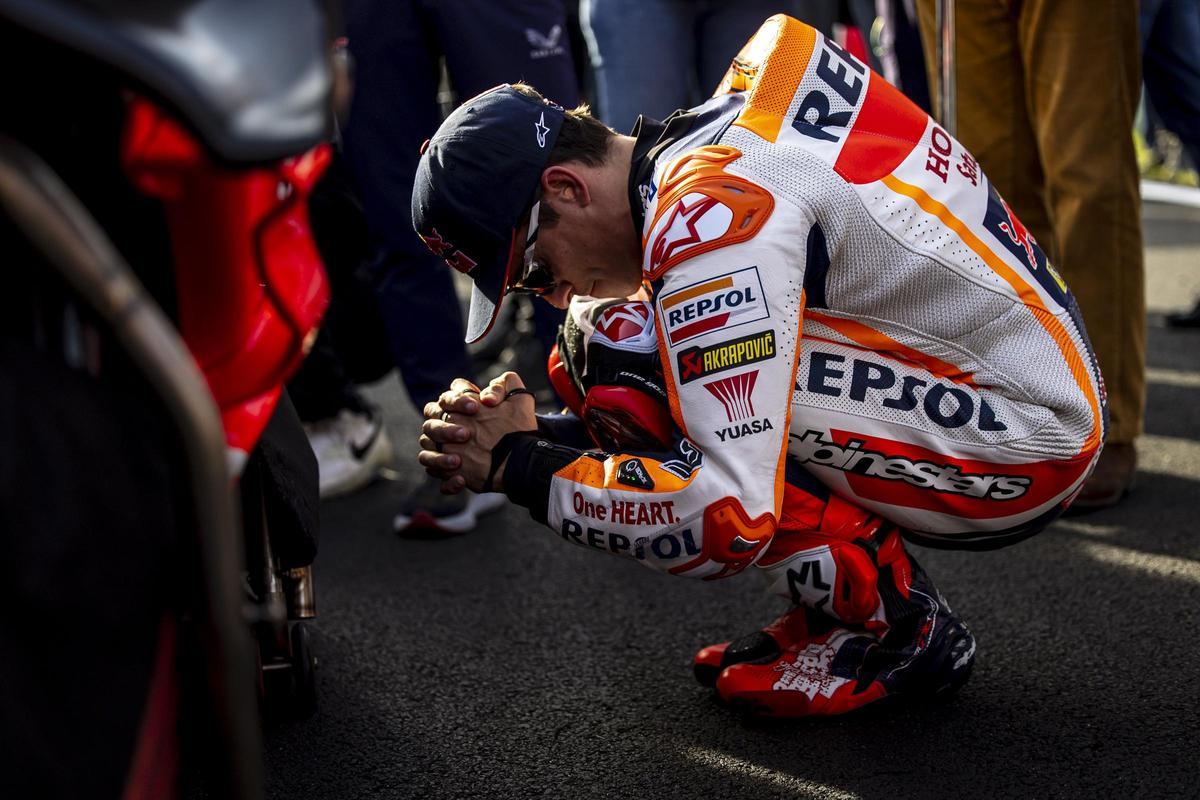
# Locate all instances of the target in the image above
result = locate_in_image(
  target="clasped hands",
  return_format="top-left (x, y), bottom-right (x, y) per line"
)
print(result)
top-left (417, 371), bottom-right (538, 494)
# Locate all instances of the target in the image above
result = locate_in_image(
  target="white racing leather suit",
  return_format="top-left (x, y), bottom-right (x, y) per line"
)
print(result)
top-left (500, 15), bottom-right (1106, 596)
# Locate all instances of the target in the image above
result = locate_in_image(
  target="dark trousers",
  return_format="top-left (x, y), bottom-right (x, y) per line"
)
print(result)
top-left (343, 0), bottom-right (579, 408)
top-left (1142, 0), bottom-right (1200, 167)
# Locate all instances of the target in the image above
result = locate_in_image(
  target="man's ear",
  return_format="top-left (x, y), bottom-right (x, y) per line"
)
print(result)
top-left (541, 165), bottom-right (591, 207)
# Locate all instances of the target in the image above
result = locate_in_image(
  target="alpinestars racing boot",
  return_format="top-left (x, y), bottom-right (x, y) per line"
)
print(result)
top-left (694, 510), bottom-right (976, 717)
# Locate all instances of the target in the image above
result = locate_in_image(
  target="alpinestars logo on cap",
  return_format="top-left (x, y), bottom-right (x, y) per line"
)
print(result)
top-left (705, 370), bottom-right (758, 422)
top-left (535, 112), bottom-right (550, 148)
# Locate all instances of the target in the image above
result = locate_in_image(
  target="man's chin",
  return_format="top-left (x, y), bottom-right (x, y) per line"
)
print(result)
top-left (544, 284), bottom-right (574, 308)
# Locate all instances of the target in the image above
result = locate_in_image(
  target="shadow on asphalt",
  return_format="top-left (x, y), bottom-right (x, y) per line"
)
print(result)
top-left (263, 263), bottom-right (1199, 798)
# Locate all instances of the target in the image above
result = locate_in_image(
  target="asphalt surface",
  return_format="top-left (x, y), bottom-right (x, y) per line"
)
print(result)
top-left (264, 201), bottom-right (1200, 800)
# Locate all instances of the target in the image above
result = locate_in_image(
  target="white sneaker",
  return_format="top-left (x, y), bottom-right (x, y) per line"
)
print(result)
top-left (304, 407), bottom-right (394, 499)
top-left (392, 473), bottom-right (507, 535)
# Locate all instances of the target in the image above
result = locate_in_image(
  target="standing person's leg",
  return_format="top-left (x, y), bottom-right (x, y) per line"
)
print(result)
top-left (344, 0), bottom-right (502, 533)
top-left (1142, 0), bottom-right (1200, 168)
top-left (430, 0), bottom-right (582, 374)
top-left (914, 0), bottom-right (1056, 259)
top-left (580, 0), bottom-right (695, 132)
top-left (886, 0), bottom-right (932, 113)
top-left (695, 1), bottom-right (796, 98)
top-left (1019, 0), bottom-right (1144, 504)
top-left (433, 0), bottom-right (581, 107)
top-left (342, 0), bottom-right (478, 411)
top-left (291, 151), bottom-right (396, 499)
top-left (1147, 0), bottom-right (1200, 329)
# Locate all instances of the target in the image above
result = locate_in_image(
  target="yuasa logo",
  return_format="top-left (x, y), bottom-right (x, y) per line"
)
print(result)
top-left (705, 370), bottom-right (758, 422)
top-left (659, 266), bottom-right (768, 345)
top-left (592, 302), bottom-right (657, 353)
top-left (646, 192), bottom-right (733, 275)
top-left (715, 417), bottom-right (774, 442)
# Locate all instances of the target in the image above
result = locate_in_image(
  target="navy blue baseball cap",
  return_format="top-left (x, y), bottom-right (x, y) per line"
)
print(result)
top-left (412, 84), bottom-right (564, 343)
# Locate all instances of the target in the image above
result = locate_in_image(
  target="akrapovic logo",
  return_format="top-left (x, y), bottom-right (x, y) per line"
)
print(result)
top-left (789, 429), bottom-right (1030, 500)
top-left (659, 267), bottom-right (768, 345)
top-left (678, 329), bottom-right (775, 383)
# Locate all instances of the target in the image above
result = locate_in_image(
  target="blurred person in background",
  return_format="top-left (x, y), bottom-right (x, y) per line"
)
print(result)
top-left (1140, 0), bottom-right (1200, 328)
top-left (582, 1), bottom-right (932, 130)
top-left (580, 0), bottom-right (803, 133)
top-left (288, 149), bottom-right (397, 499)
top-left (915, 0), bottom-right (1145, 510)
top-left (341, 0), bottom-right (581, 533)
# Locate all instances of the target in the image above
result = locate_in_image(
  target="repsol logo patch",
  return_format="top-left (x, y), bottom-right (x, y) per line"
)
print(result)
top-left (561, 518), bottom-right (701, 561)
top-left (659, 267), bottom-right (768, 346)
top-left (789, 429), bottom-right (1030, 500)
top-left (801, 351), bottom-right (1007, 432)
top-left (677, 329), bottom-right (776, 383)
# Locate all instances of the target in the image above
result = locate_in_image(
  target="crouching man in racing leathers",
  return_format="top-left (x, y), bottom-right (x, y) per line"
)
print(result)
top-left (412, 14), bottom-right (1106, 717)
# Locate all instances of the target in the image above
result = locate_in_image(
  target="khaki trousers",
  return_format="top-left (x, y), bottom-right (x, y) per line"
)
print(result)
top-left (916, 0), bottom-right (1145, 444)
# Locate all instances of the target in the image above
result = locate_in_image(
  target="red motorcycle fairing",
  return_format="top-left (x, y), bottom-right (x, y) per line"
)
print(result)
top-left (120, 96), bottom-right (330, 459)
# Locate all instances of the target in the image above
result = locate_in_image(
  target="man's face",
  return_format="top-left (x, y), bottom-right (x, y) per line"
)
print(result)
top-left (513, 197), bottom-right (641, 309)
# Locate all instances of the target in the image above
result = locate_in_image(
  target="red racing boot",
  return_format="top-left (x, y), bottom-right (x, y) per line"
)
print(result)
top-left (708, 580), bottom-right (976, 717)
top-left (693, 603), bottom-right (814, 689)
top-left (694, 495), bottom-right (977, 717)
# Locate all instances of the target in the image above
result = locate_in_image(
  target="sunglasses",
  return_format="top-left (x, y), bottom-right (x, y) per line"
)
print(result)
top-left (510, 200), bottom-right (558, 296)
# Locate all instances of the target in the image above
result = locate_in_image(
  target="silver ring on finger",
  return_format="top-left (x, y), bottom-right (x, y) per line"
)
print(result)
top-left (441, 411), bottom-right (452, 423)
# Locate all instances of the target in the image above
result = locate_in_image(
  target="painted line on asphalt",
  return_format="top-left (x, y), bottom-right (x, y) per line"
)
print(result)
top-left (681, 746), bottom-right (862, 799)
top-left (1077, 540), bottom-right (1200, 585)
top-left (1055, 509), bottom-right (1199, 583)
top-left (1146, 367), bottom-right (1200, 389)
top-left (1136, 434), bottom-right (1200, 480)
top-left (1142, 180), bottom-right (1200, 208)
top-left (1053, 519), bottom-right (1124, 539)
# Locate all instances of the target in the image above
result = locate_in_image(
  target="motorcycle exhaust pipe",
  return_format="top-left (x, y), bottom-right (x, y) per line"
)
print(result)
top-left (0, 135), bottom-right (263, 800)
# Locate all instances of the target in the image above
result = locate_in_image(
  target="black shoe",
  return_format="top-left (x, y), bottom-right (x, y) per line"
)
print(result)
top-left (1067, 442), bottom-right (1136, 513)
top-left (1166, 299), bottom-right (1200, 328)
